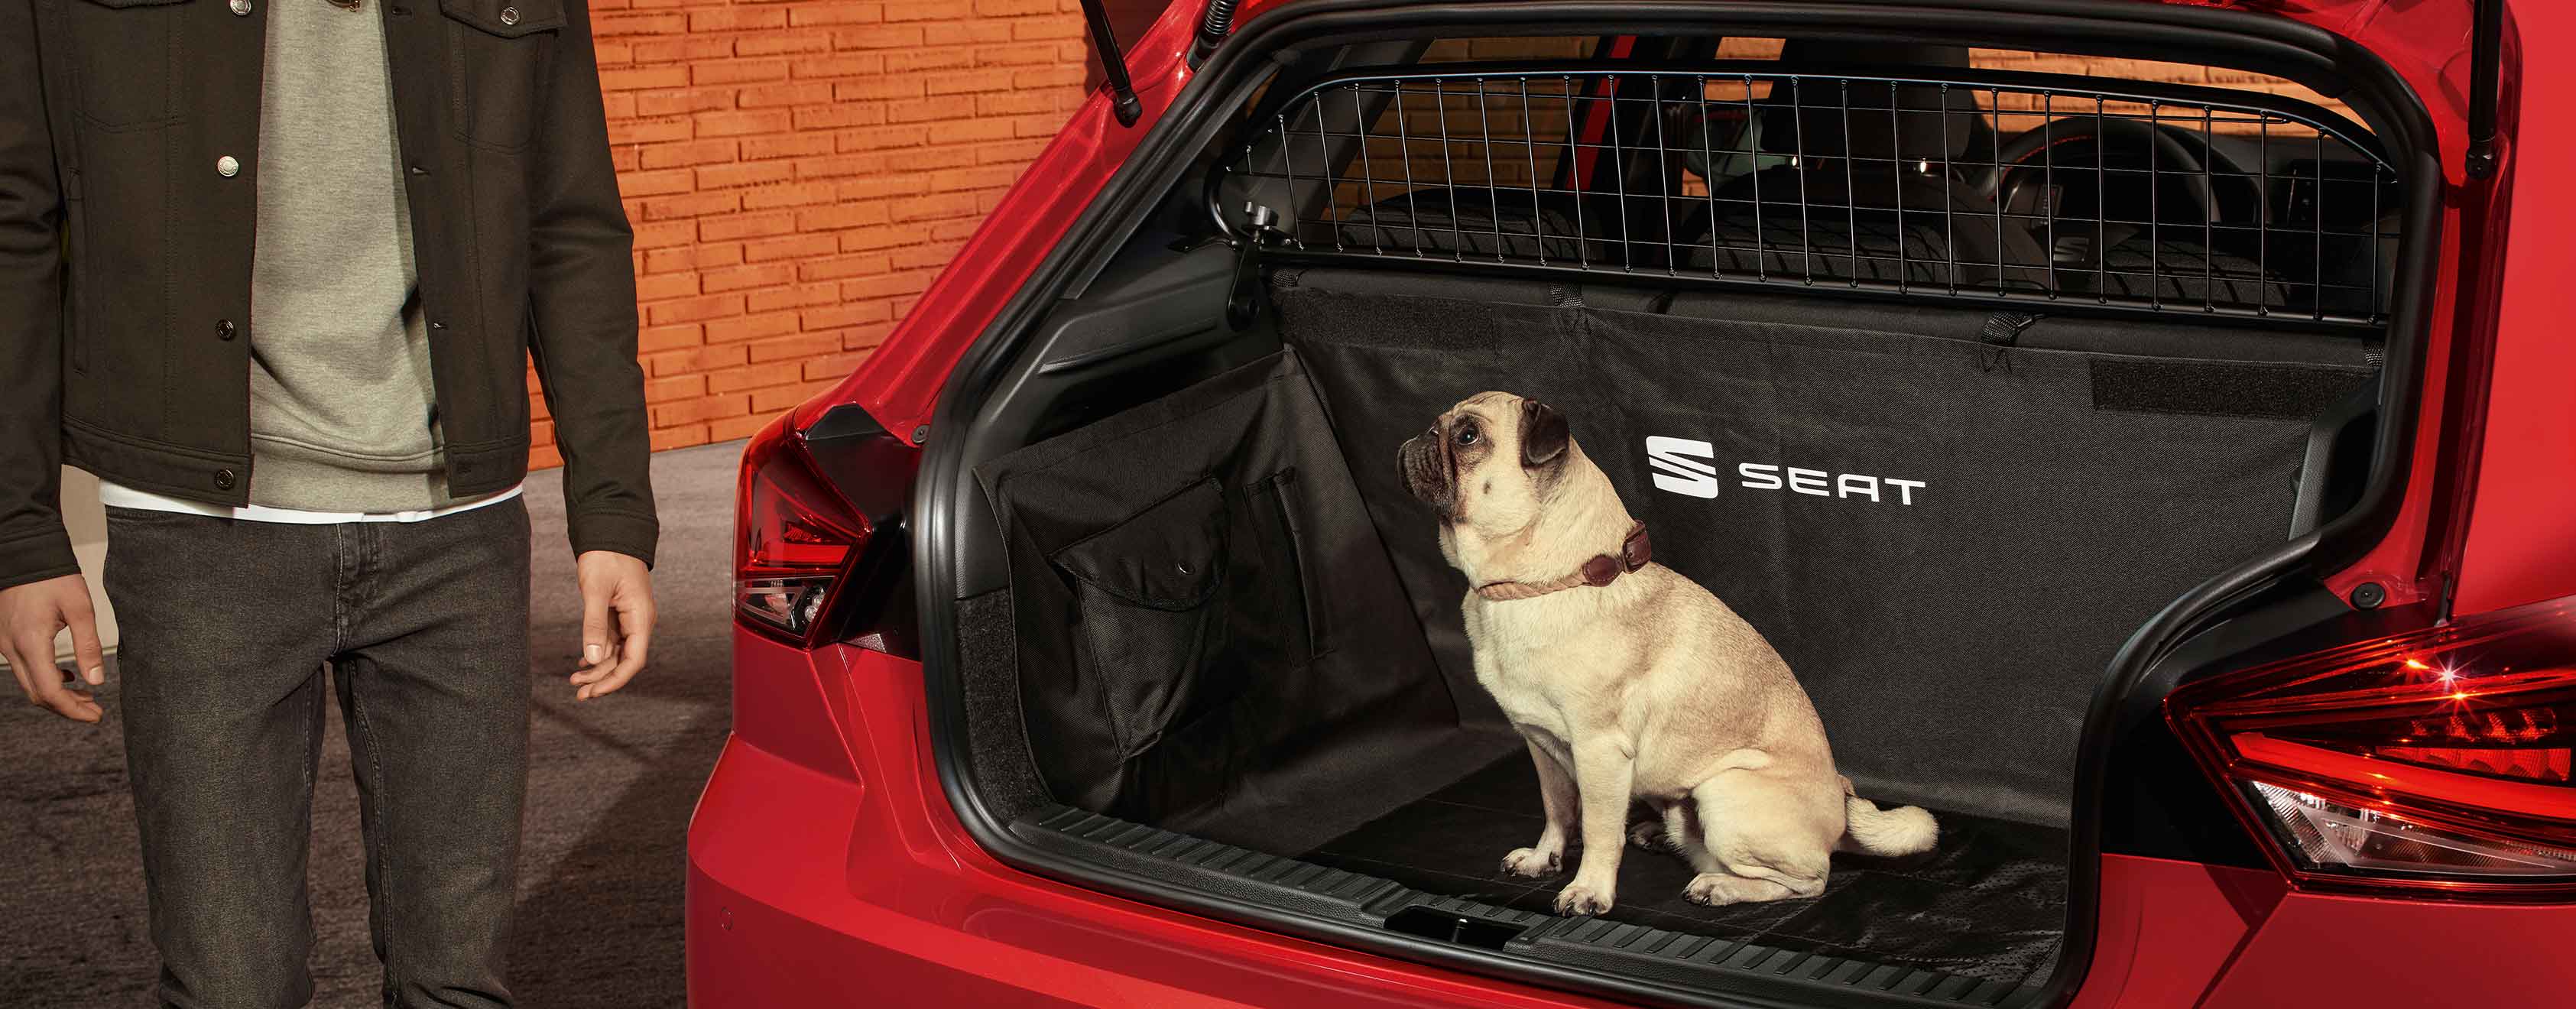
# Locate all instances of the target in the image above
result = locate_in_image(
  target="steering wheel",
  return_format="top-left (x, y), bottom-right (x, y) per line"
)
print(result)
top-left (1969, 117), bottom-right (2218, 237)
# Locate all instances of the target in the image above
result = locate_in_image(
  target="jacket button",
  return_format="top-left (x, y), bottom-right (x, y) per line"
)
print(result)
top-left (229, 0), bottom-right (251, 14)
top-left (216, 156), bottom-right (241, 177)
top-left (213, 469), bottom-right (237, 491)
top-left (498, 5), bottom-right (517, 24)
top-left (216, 320), bottom-right (237, 341)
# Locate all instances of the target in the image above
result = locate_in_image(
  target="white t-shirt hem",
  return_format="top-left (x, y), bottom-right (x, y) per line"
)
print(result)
top-left (96, 481), bottom-right (525, 524)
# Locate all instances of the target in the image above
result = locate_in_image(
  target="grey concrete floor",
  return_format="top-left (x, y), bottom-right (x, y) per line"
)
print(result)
top-left (0, 440), bottom-right (748, 1007)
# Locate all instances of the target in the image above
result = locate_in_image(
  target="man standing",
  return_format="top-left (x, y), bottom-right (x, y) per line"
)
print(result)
top-left (0, 0), bottom-right (656, 1001)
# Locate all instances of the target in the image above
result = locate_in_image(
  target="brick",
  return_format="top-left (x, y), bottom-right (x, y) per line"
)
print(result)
top-left (800, 297), bottom-right (894, 328)
top-left (793, 203), bottom-right (891, 232)
top-left (708, 414), bottom-right (776, 443)
top-left (689, 59), bottom-right (790, 86)
top-left (704, 310), bottom-right (802, 343)
top-left (592, 10), bottom-right (688, 36)
top-left (648, 423), bottom-right (713, 453)
top-left (632, 219), bottom-right (698, 249)
top-left (634, 88), bottom-right (736, 117)
top-left (638, 323), bottom-right (704, 353)
top-left (787, 3), bottom-right (884, 27)
top-left (746, 281), bottom-right (843, 313)
top-left (638, 138), bottom-right (738, 170)
top-left (740, 132), bottom-right (839, 161)
top-left (800, 352), bottom-right (871, 381)
top-left (791, 54), bottom-right (884, 79)
top-left (608, 117), bottom-right (693, 146)
top-left (705, 365), bottom-right (784, 394)
top-left (921, 19), bottom-right (1009, 46)
top-left (699, 211), bottom-right (799, 242)
top-left (798, 256), bottom-right (897, 285)
top-left (693, 160), bottom-right (797, 190)
top-left (616, 167), bottom-right (697, 197)
top-left (736, 83), bottom-right (835, 109)
top-left (751, 380), bottom-right (838, 414)
top-left (792, 102), bottom-right (890, 131)
top-left (646, 294), bottom-right (744, 326)
top-left (746, 332), bottom-right (842, 364)
top-left (688, 7), bottom-right (786, 32)
top-left (693, 109), bottom-right (796, 138)
top-left (634, 271), bottom-right (702, 302)
top-left (638, 190), bottom-right (738, 221)
top-left (644, 374), bottom-right (707, 403)
top-left (735, 31), bottom-right (835, 57)
top-left (702, 262), bottom-right (797, 293)
top-left (741, 180), bottom-right (844, 210)
top-left (599, 66), bottom-right (692, 92)
top-left (648, 342), bottom-right (750, 377)
top-left (832, 24), bottom-right (922, 50)
top-left (631, 37), bottom-right (735, 64)
top-left (744, 233), bottom-right (842, 263)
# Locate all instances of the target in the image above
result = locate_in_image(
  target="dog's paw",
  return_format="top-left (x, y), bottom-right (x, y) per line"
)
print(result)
top-left (1627, 819), bottom-right (1669, 852)
top-left (1501, 847), bottom-right (1561, 878)
top-left (1552, 879), bottom-right (1614, 917)
top-left (1683, 873), bottom-right (1744, 907)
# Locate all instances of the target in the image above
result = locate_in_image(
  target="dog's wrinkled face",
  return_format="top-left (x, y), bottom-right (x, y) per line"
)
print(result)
top-left (1400, 391), bottom-right (1570, 527)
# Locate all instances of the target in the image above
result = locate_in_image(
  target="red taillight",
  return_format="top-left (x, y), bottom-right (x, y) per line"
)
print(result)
top-left (736, 414), bottom-right (871, 646)
top-left (2169, 596), bottom-right (2576, 899)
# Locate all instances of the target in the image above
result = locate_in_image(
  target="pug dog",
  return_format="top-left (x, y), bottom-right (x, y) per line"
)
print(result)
top-left (1400, 391), bottom-right (1937, 915)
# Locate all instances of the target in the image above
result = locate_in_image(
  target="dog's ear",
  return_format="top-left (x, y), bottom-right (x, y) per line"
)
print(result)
top-left (1520, 398), bottom-right (1569, 470)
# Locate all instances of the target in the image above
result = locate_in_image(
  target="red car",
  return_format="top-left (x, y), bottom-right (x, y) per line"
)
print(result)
top-left (689, 0), bottom-right (2576, 1004)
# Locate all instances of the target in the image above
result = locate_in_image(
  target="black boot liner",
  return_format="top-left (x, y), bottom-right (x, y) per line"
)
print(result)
top-left (972, 271), bottom-right (2372, 987)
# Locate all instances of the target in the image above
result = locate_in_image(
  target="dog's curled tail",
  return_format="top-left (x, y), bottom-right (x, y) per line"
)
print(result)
top-left (1836, 777), bottom-right (1939, 857)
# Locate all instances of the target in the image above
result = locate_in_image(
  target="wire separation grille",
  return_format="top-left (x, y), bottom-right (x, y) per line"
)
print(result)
top-left (1219, 67), bottom-right (2399, 327)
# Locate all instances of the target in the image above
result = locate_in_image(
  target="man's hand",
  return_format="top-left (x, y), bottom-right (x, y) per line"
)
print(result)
top-left (0, 573), bottom-right (105, 722)
top-left (570, 550), bottom-right (653, 701)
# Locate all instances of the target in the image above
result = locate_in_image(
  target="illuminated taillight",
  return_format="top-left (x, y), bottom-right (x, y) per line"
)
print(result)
top-left (735, 413), bottom-right (873, 646)
top-left (2168, 595), bottom-right (2576, 898)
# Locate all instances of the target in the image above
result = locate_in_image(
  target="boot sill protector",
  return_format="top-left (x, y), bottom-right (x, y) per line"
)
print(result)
top-left (1014, 806), bottom-right (2048, 1007)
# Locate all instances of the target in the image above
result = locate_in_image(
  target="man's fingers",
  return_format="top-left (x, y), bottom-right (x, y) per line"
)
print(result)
top-left (14, 634), bottom-right (101, 723)
top-left (2, 639), bottom-right (38, 706)
top-left (579, 580), bottom-right (612, 669)
top-left (586, 622), bottom-right (650, 701)
top-left (38, 680), bottom-right (102, 722)
top-left (64, 599), bottom-right (105, 686)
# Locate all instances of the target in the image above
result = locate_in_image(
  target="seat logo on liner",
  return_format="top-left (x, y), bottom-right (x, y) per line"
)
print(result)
top-left (1644, 436), bottom-right (1926, 505)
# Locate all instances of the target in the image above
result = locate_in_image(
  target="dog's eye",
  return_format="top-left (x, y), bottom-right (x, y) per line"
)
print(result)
top-left (1454, 425), bottom-right (1479, 447)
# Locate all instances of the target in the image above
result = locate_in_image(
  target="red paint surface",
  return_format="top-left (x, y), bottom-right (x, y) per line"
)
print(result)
top-left (702, 1), bottom-right (2573, 1004)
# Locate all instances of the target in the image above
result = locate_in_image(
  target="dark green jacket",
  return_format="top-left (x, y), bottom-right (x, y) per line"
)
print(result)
top-left (0, 0), bottom-right (655, 591)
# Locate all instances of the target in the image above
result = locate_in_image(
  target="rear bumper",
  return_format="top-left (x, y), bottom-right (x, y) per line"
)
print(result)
top-left (690, 637), bottom-right (2576, 1007)
top-left (685, 638), bottom-right (1608, 1008)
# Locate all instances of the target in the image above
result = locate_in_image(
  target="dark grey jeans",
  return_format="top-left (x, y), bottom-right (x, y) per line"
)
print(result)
top-left (102, 500), bottom-right (531, 1009)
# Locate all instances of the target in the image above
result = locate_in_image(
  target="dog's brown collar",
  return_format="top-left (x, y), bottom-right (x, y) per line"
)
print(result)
top-left (1473, 521), bottom-right (1651, 602)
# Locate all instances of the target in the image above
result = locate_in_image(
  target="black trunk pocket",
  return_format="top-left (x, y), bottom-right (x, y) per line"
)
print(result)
top-left (1051, 477), bottom-right (1228, 760)
top-left (1251, 467), bottom-right (1329, 661)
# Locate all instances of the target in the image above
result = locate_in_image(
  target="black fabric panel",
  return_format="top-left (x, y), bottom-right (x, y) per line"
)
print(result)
top-left (1281, 287), bottom-right (2368, 825)
top-left (955, 588), bottom-right (1053, 824)
top-left (1305, 754), bottom-right (2066, 988)
top-left (2090, 357), bottom-right (2370, 419)
top-left (975, 351), bottom-right (1516, 852)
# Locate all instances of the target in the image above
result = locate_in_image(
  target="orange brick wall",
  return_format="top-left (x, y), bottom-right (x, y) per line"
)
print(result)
top-left (529, 23), bottom-right (2356, 465)
top-left (527, 0), bottom-right (1095, 468)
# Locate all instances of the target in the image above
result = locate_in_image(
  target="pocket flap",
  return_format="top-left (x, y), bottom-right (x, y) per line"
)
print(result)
top-left (73, 0), bottom-right (188, 9)
top-left (1051, 478), bottom-right (1227, 611)
top-left (439, 0), bottom-right (565, 37)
